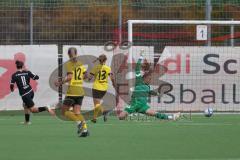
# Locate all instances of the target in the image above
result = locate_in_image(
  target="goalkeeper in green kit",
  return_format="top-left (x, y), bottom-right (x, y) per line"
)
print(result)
top-left (119, 50), bottom-right (181, 120)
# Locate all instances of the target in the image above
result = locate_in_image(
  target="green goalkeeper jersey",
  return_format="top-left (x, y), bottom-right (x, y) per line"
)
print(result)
top-left (131, 57), bottom-right (150, 104)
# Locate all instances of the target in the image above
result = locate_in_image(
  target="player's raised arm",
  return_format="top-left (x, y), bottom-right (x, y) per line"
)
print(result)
top-left (28, 71), bottom-right (39, 80)
top-left (135, 50), bottom-right (144, 75)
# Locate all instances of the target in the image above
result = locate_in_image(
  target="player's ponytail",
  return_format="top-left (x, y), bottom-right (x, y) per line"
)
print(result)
top-left (93, 54), bottom-right (107, 64)
top-left (92, 58), bottom-right (99, 63)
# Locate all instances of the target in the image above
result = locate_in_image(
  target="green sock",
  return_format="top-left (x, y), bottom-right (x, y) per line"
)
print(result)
top-left (155, 112), bottom-right (168, 120)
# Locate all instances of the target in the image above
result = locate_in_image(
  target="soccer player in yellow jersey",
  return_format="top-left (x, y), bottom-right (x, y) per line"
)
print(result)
top-left (55, 47), bottom-right (89, 137)
top-left (88, 54), bottom-right (115, 123)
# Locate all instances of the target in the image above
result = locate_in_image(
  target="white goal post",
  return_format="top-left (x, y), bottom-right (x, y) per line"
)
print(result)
top-left (127, 20), bottom-right (240, 112)
top-left (128, 19), bottom-right (240, 60)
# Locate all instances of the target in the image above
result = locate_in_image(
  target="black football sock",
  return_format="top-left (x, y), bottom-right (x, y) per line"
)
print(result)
top-left (25, 114), bottom-right (30, 122)
top-left (38, 107), bottom-right (47, 112)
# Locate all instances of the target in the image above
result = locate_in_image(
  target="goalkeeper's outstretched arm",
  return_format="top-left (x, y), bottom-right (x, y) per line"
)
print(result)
top-left (135, 50), bottom-right (144, 75)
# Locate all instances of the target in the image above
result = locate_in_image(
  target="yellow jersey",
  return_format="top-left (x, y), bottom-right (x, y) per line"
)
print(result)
top-left (90, 64), bottom-right (111, 91)
top-left (65, 61), bottom-right (86, 96)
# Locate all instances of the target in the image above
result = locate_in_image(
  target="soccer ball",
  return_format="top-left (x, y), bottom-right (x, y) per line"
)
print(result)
top-left (204, 107), bottom-right (213, 117)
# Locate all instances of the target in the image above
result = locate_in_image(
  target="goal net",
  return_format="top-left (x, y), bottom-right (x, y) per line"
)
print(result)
top-left (126, 20), bottom-right (240, 113)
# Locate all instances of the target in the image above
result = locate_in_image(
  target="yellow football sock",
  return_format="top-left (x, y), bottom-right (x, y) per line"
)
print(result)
top-left (75, 114), bottom-right (87, 129)
top-left (64, 111), bottom-right (79, 121)
top-left (64, 111), bottom-right (88, 129)
top-left (93, 104), bottom-right (103, 120)
top-left (83, 123), bottom-right (87, 129)
top-left (75, 114), bottom-right (85, 122)
top-left (99, 104), bottom-right (104, 113)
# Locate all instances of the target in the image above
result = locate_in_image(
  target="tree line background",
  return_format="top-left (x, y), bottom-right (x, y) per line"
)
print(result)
top-left (0, 0), bottom-right (239, 45)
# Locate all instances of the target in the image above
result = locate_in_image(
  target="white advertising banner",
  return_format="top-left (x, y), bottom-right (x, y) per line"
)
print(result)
top-left (155, 46), bottom-right (240, 111)
top-left (0, 45), bottom-right (58, 110)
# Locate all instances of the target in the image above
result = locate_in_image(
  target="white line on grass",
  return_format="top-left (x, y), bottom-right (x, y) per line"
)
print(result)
top-left (94, 122), bottom-right (239, 126)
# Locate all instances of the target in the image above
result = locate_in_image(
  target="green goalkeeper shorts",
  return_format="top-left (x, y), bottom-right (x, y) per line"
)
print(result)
top-left (124, 100), bottom-right (150, 114)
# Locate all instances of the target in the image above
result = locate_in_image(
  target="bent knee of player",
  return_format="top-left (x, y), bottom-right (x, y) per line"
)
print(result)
top-left (73, 105), bottom-right (81, 114)
top-left (61, 106), bottom-right (69, 116)
top-left (29, 107), bottom-right (37, 113)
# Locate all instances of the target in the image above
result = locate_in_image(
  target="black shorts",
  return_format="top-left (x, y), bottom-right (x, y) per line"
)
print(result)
top-left (22, 91), bottom-right (35, 108)
top-left (63, 96), bottom-right (84, 106)
top-left (92, 89), bottom-right (106, 99)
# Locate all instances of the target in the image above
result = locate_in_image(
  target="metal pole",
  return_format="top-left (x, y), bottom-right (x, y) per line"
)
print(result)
top-left (58, 44), bottom-right (63, 104)
top-left (231, 19), bottom-right (235, 46)
top-left (118, 0), bottom-right (122, 43)
top-left (30, 2), bottom-right (33, 44)
top-left (128, 21), bottom-right (133, 96)
top-left (205, 0), bottom-right (212, 46)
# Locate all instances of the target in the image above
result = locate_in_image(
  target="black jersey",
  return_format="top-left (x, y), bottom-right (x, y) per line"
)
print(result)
top-left (10, 70), bottom-right (39, 96)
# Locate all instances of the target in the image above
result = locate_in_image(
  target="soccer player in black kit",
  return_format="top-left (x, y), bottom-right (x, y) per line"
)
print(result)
top-left (10, 60), bottom-right (55, 124)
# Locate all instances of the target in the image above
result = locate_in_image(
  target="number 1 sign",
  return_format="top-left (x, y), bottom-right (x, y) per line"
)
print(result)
top-left (196, 25), bottom-right (208, 41)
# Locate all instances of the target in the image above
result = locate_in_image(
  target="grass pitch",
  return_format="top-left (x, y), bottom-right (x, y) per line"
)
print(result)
top-left (0, 114), bottom-right (240, 160)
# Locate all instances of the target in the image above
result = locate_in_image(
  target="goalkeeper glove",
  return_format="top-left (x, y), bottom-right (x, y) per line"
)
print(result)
top-left (139, 49), bottom-right (144, 59)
